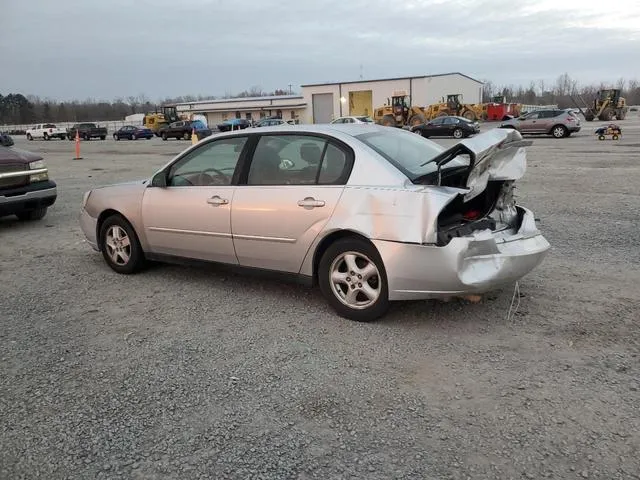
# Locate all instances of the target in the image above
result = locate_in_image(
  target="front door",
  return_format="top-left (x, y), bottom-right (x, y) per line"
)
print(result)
top-left (141, 135), bottom-right (249, 263)
top-left (231, 134), bottom-right (352, 273)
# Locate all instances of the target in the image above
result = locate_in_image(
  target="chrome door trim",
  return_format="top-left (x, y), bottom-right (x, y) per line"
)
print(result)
top-left (148, 226), bottom-right (232, 238)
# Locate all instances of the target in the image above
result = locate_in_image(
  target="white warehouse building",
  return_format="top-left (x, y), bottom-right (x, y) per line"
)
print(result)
top-left (174, 72), bottom-right (483, 126)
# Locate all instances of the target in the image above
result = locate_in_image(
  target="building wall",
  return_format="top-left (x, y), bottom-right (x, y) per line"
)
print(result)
top-left (300, 74), bottom-right (483, 123)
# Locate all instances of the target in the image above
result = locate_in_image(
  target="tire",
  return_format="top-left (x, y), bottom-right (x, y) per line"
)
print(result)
top-left (452, 128), bottom-right (464, 139)
top-left (99, 214), bottom-right (146, 274)
top-left (68, 134), bottom-right (74, 140)
top-left (113, 134), bottom-right (119, 141)
top-left (381, 114), bottom-right (396, 127)
top-left (130, 134), bottom-right (135, 140)
top-left (183, 132), bottom-right (190, 140)
top-left (598, 135), bottom-right (605, 141)
top-left (551, 125), bottom-right (568, 138)
top-left (462, 110), bottom-right (476, 121)
top-left (598, 107), bottom-right (613, 122)
top-left (408, 113), bottom-right (426, 127)
top-left (612, 134), bottom-right (619, 140)
top-left (83, 133), bottom-right (90, 141)
top-left (318, 237), bottom-right (389, 322)
top-left (100, 136), bottom-right (106, 140)
top-left (161, 132), bottom-right (168, 141)
top-left (16, 207), bottom-right (47, 221)
top-left (26, 133), bottom-right (33, 140)
top-left (43, 133), bottom-right (50, 140)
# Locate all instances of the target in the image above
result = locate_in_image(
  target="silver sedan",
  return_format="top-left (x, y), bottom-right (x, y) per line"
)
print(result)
top-left (79, 124), bottom-right (550, 322)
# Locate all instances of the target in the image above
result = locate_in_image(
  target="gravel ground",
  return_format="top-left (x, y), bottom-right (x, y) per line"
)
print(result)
top-left (1, 117), bottom-right (639, 480)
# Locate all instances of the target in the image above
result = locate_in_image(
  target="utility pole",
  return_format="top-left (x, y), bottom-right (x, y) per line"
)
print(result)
top-left (288, 84), bottom-right (292, 94)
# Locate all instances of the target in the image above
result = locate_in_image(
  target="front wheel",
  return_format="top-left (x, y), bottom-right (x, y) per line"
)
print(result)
top-left (27, 133), bottom-right (33, 141)
top-left (551, 125), bottom-right (568, 138)
top-left (130, 134), bottom-right (136, 140)
top-left (161, 132), bottom-right (168, 141)
top-left (16, 208), bottom-right (47, 221)
top-left (113, 134), bottom-right (119, 140)
top-left (452, 128), bottom-right (464, 139)
top-left (43, 133), bottom-right (50, 140)
top-left (99, 214), bottom-right (146, 274)
top-left (183, 132), bottom-right (190, 140)
top-left (318, 237), bottom-right (389, 322)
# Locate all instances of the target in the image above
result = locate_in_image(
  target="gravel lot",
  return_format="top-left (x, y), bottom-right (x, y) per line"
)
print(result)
top-left (1, 117), bottom-right (639, 480)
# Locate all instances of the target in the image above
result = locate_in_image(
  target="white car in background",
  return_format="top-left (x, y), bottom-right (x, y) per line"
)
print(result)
top-left (330, 116), bottom-right (375, 124)
top-left (26, 124), bottom-right (67, 141)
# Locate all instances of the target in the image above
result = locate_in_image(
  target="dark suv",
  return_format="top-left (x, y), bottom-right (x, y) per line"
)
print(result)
top-left (500, 109), bottom-right (581, 138)
top-left (0, 145), bottom-right (57, 221)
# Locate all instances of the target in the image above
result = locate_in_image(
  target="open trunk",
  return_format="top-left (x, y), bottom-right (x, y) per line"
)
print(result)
top-left (416, 129), bottom-right (530, 246)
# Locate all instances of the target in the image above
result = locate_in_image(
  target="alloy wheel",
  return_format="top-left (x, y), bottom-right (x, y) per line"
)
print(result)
top-left (329, 251), bottom-right (381, 310)
top-left (105, 225), bottom-right (131, 266)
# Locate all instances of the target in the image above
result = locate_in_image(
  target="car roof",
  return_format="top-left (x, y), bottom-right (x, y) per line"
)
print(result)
top-left (206, 123), bottom-right (389, 139)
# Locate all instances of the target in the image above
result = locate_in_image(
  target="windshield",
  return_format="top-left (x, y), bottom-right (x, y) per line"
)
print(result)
top-left (355, 129), bottom-right (445, 179)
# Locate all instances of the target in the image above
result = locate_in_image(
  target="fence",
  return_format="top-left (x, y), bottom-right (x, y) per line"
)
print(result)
top-left (1, 119), bottom-right (144, 135)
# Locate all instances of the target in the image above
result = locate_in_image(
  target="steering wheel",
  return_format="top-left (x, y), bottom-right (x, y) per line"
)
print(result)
top-left (197, 168), bottom-right (228, 186)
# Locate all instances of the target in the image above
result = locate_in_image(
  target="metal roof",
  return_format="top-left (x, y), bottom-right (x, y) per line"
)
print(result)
top-left (173, 95), bottom-right (303, 106)
top-left (300, 72), bottom-right (484, 87)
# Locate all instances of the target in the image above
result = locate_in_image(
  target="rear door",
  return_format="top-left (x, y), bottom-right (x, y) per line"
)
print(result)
top-left (231, 133), bottom-right (353, 273)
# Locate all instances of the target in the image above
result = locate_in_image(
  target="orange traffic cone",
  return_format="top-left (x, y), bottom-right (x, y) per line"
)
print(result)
top-left (73, 129), bottom-right (82, 160)
top-left (191, 127), bottom-right (198, 145)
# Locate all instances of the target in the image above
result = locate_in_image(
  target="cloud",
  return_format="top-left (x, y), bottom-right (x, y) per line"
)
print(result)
top-left (1, 0), bottom-right (639, 100)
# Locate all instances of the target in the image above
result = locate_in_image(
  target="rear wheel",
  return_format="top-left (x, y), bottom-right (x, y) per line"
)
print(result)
top-left (462, 110), bottom-right (476, 121)
top-left (612, 134), bottom-right (619, 140)
top-left (43, 132), bottom-right (50, 140)
top-left (99, 214), bottom-right (146, 274)
top-left (161, 132), bottom-right (168, 141)
top-left (408, 113), bottom-right (425, 127)
top-left (26, 133), bottom-right (33, 140)
top-left (598, 135), bottom-right (605, 141)
top-left (381, 114), bottom-right (396, 127)
top-left (130, 134), bottom-right (135, 140)
top-left (113, 134), bottom-right (119, 140)
top-left (318, 237), bottom-right (389, 322)
top-left (183, 132), bottom-right (190, 140)
top-left (16, 207), bottom-right (47, 221)
top-left (598, 107), bottom-right (613, 121)
top-left (551, 125), bottom-right (568, 138)
top-left (452, 128), bottom-right (464, 139)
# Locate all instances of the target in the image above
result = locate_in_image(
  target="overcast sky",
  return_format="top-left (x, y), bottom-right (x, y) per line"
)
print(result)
top-left (3, 0), bottom-right (639, 101)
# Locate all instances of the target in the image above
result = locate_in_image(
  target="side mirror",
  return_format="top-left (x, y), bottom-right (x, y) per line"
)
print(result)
top-left (150, 170), bottom-right (167, 187)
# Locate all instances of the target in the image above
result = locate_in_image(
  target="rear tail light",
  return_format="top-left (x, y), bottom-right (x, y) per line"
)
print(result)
top-left (49, 128), bottom-right (53, 132)
top-left (463, 210), bottom-right (481, 220)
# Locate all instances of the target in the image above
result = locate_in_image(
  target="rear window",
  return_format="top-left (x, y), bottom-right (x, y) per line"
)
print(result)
top-left (356, 116), bottom-right (374, 123)
top-left (355, 129), bottom-right (444, 179)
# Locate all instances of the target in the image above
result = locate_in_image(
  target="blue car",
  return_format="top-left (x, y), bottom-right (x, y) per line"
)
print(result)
top-left (113, 125), bottom-right (154, 140)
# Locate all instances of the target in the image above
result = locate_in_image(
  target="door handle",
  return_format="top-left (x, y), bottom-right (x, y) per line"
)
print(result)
top-left (297, 197), bottom-right (325, 209)
top-left (207, 195), bottom-right (228, 206)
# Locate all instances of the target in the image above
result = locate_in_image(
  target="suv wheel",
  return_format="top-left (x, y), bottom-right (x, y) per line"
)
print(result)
top-left (16, 208), bottom-right (47, 221)
top-left (99, 214), bottom-right (146, 274)
top-left (552, 125), bottom-right (568, 138)
top-left (318, 237), bottom-right (389, 322)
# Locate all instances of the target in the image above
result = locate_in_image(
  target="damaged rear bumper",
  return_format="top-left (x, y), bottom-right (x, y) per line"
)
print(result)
top-left (373, 206), bottom-right (550, 301)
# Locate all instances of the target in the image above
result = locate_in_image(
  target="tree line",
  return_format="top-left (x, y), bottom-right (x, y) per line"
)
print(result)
top-left (482, 73), bottom-right (640, 108)
top-left (0, 86), bottom-right (293, 127)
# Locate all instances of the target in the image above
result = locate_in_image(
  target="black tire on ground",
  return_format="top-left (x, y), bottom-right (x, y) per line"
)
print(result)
top-left (113, 134), bottom-right (119, 140)
top-left (612, 134), bottom-right (619, 140)
top-left (161, 132), bottom-right (168, 141)
top-left (318, 237), bottom-right (389, 322)
top-left (598, 135), bottom-right (605, 141)
top-left (381, 114), bottom-right (396, 127)
top-left (598, 107), bottom-right (613, 121)
top-left (27, 133), bottom-right (33, 140)
top-left (99, 214), bottom-right (146, 274)
top-left (551, 124), bottom-right (568, 138)
top-left (453, 128), bottom-right (464, 139)
top-left (183, 132), bottom-right (190, 140)
top-left (130, 134), bottom-right (135, 140)
top-left (16, 207), bottom-right (47, 221)
top-left (100, 136), bottom-right (106, 140)
top-left (408, 113), bottom-right (426, 127)
top-left (43, 133), bottom-right (50, 140)
top-left (83, 133), bottom-right (90, 141)
top-left (462, 110), bottom-right (476, 121)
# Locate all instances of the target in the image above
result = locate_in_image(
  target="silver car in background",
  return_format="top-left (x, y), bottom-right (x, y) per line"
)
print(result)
top-left (79, 124), bottom-right (550, 322)
top-left (500, 108), bottom-right (581, 138)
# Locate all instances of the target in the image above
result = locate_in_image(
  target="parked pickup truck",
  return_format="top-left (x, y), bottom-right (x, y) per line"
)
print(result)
top-left (0, 145), bottom-right (57, 221)
top-left (26, 123), bottom-right (67, 141)
top-left (67, 123), bottom-right (108, 141)
top-left (158, 120), bottom-right (212, 141)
